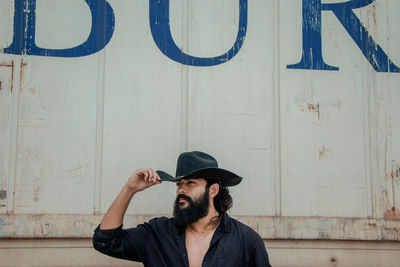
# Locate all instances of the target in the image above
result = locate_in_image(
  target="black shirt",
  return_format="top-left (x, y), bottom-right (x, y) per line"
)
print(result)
top-left (93, 213), bottom-right (271, 267)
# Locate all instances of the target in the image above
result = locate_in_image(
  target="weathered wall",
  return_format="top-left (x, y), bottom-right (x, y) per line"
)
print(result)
top-left (1, 239), bottom-right (400, 267)
top-left (0, 0), bottom-right (399, 248)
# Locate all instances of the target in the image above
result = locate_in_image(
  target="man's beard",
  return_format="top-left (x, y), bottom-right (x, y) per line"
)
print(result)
top-left (173, 187), bottom-right (210, 226)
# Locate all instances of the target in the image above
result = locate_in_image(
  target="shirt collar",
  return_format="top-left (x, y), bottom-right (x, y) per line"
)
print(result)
top-left (219, 212), bottom-right (230, 233)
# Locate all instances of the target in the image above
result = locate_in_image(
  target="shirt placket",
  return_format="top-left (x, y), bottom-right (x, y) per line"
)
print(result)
top-left (201, 227), bottom-right (225, 267)
top-left (177, 230), bottom-right (190, 267)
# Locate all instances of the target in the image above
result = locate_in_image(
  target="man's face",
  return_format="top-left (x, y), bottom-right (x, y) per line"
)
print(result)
top-left (173, 178), bottom-right (210, 226)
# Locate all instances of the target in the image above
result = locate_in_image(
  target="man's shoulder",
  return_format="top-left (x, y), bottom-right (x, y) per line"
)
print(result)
top-left (226, 215), bottom-right (263, 239)
top-left (145, 216), bottom-right (177, 230)
top-left (128, 216), bottom-right (178, 237)
top-left (226, 215), bottom-right (267, 253)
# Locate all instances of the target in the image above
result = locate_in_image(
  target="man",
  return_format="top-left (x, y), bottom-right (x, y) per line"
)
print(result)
top-left (93, 151), bottom-right (271, 266)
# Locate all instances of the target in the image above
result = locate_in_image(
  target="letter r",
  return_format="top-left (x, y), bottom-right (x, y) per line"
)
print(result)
top-left (288, 0), bottom-right (400, 72)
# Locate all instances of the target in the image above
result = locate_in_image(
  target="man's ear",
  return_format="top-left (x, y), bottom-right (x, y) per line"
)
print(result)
top-left (209, 183), bottom-right (220, 198)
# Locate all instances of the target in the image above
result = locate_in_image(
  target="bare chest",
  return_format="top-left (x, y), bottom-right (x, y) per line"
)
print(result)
top-left (185, 230), bottom-right (215, 267)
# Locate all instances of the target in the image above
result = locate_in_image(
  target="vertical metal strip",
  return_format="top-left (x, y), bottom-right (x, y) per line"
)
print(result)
top-left (7, 58), bottom-right (22, 214)
top-left (93, 51), bottom-right (106, 214)
top-left (363, 63), bottom-right (374, 218)
top-left (180, 1), bottom-right (190, 152)
top-left (360, 10), bottom-right (375, 218)
top-left (272, 0), bottom-right (282, 216)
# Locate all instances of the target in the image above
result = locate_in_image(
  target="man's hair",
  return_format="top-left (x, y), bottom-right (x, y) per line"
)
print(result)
top-left (206, 180), bottom-right (233, 215)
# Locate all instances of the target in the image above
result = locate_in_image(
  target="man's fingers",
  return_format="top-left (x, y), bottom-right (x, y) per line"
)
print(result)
top-left (144, 169), bottom-right (156, 183)
top-left (150, 169), bottom-right (158, 183)
top-left (133, 168), bottom-right (160, 185)
top-left (144, 169), bottom-right (150, 181)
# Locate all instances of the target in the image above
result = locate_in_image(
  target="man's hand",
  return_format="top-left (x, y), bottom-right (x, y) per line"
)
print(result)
top-left (126, 168), bottom-right (161, 193)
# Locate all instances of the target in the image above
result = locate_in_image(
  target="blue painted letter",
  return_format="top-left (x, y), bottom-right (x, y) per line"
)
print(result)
top-left (3, 0), bottom-right (115, 57)
top-left (288, 0), bottom-right (400, 72)
top-left (287, 0), bottom-right (338, 70)
top-left (149, 0), bottom-right (248, 66)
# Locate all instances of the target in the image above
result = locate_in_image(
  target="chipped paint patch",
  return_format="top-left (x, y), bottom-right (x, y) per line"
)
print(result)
top-left (384, 207), bottom-right (400, 219)
top-left (319, 146), bottom-right (329, 160)
top-left (298, 102), bottom-right (321, 120)
top-left (0, 190), bottom-right (6, 200)
top-left (0, 216), bottom-right (5, 236)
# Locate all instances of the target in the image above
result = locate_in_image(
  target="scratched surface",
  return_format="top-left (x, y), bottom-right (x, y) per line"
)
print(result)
top-left (0, 0), bottom-right (399, 240)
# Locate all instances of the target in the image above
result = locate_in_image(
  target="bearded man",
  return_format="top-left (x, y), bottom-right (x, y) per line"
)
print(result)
top-left (93, 151), bottom-right (271, 267)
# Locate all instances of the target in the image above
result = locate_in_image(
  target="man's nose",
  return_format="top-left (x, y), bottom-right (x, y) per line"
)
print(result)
top-left (178, 186), bottom-right (187, 195)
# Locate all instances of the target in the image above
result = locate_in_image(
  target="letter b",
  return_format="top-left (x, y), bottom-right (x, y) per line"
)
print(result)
top-left (3, 0), bottom-right (115, 57)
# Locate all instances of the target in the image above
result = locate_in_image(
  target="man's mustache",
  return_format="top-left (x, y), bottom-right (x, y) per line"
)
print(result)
top-left (176, 194), bottom-right (193, 203)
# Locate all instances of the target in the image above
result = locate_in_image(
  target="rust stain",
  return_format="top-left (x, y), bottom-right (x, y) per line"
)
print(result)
top-left (319, 145), bottom-right (328, 160)
top-left (0, 60), bottom-right (14, 93)
top-left (20, 60), bottom-right (27, 90)
top-left (390, 162), bottom-right (399, 218)
top-left (371, 2), bottom-right (377, 26)
top-left (307, 102), bottom-right (320, 120)
top-left (384, 207), bottom-right (400, 219)
top-left (11, 60), bottom-right (14, 93)
top-left (0, 63), bottom-right (13, 67)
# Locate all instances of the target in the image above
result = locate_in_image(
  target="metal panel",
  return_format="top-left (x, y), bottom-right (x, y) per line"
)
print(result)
top-left (0, 58), bottom-right (13, 214)
top-left (10, 0), bottom-right (99, 214)
top-left (13, 56), bottom-right (98, 214)
top-left (0, 0), bottom-right (15, 215)
top-left (100, 0), bottom-right (184, 215)
top-left (361, 0), bottom-right (400, 219)
top-left (383, 1), bottom-right (400, 219)
top-left (186, 0), bottom-right (276, 215)
top-left (279, 0), bottom-right (393, 218)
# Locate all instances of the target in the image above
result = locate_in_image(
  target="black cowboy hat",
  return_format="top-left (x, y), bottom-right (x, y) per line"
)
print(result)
top-left (156, 151), bottom-right (242, 187)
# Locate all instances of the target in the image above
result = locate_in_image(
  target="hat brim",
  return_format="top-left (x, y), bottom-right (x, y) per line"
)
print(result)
top-left (156, 168), bottom-right (242, 187)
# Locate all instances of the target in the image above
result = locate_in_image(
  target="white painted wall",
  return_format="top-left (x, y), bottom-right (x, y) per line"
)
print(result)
top-left (0, 0), bottom-right (399, 245)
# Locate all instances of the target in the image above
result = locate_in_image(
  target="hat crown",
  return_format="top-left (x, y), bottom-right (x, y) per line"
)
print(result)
top-left (176, 151), bottom-right (218, 177)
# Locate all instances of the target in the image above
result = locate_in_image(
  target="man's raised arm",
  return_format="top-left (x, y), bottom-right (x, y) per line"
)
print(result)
top-left (100, 168), bottom-right (161, 230)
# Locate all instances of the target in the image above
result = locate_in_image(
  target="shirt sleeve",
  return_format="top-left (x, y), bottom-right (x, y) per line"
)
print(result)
top-left (250, 231), bottom-right (272, 267)
top-left (92, 224), bottom-right (146, 262)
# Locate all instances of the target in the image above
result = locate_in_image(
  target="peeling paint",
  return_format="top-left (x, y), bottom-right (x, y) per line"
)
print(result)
top-left (298, 102), bottom-right (321, 120)
top-left (390, 161), bottom-right (399, 217)
top-left (0, 61), bottom-right (14, 93)
top-left (308, 103), bottom-right (320, 120)
top-left (384, 207), bottom-right (400, 219)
